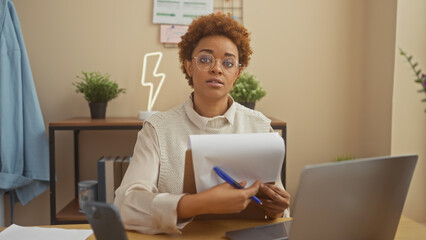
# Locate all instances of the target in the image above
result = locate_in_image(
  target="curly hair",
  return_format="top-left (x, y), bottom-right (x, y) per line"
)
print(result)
top-left (178, 13), bottom-right (253, 86)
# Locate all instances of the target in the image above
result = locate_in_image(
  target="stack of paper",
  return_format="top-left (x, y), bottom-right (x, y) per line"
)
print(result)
top-left (189, 132), bottom-right (285, 193)
top-left (0, 224), bottom-right (92, 240)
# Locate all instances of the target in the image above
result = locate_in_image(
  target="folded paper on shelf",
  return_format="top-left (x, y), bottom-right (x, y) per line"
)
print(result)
top-left (188, 132), bottom-right (285, 193)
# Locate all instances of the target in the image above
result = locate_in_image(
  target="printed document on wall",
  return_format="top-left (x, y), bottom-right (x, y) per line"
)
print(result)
top-left (160, 24), bottom-right (189, 43)
top-left (153, 0), bottom-right (214, 25)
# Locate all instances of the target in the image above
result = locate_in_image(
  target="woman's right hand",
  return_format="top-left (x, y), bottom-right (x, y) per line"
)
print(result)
top-left (177, 180), bottom-right (261, 219)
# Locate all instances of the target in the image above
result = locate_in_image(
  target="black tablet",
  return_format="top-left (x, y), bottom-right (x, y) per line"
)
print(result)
top-left (83, 201), bottom-right (128, 240)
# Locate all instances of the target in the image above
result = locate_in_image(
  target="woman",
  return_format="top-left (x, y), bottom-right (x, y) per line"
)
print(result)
top-left (114, 13), bottom-right (290, 234)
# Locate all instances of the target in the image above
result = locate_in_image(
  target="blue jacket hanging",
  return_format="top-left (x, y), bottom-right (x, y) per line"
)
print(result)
top-left (0, 0), bottom-right (49, 205)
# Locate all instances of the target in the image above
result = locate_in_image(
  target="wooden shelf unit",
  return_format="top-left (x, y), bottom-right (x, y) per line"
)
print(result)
top-left (49, 117), bottom-right (286, 224)
top-left (56, 199), bottom-right (87, 223)
top-left (49, 117), bottom-right (143, 224)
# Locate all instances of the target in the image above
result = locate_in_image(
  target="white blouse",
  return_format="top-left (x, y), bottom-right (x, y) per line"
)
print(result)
top-left (114, 96), bottom-right (287, 234)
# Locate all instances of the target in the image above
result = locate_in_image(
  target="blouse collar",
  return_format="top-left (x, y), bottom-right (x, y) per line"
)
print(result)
top-left (184, 94), bottom-right (236, 131)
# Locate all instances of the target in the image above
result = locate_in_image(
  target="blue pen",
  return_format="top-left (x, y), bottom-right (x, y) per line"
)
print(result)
top-left (213, 166), bottom-right (262, 205)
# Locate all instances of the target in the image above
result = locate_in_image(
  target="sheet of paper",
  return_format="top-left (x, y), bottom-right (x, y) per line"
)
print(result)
top-left (0, 224), bottom-right (93, 240)
top-left (153, 0), bottom-right (213, 25)
top-left (189, 132), bottom-right (285, 193)
top-left (160, 24), bottom-right (189, 43)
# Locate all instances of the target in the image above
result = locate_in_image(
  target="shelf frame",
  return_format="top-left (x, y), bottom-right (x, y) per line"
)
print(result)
top-left (49, 117), bottom-right (286, 224)
top-left (49, 118), bottom-right (143, 225)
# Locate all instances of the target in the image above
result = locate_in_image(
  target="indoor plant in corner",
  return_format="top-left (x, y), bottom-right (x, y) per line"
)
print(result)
top-left (230, 71), bottom-right (266, 109)
top-left (73, 71), bottom-right (126, 119)
top-left (399, 48), bottom-right (426, 112)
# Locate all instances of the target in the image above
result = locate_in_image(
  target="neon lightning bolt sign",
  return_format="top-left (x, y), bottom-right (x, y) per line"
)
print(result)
top-left (140, 52), bottom-right (166, 112)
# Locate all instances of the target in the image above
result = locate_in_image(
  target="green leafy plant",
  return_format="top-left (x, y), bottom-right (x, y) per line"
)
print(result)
top-left (334, 154), bottom-right (355, 162)
top-left (399, 48), bottom-right (426, 112)
top-left (73, 71), bottom-right (126, 103)
top-left (230, 72), bottom-right (266, 103)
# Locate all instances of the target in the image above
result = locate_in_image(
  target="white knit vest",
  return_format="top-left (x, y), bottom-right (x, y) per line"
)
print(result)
top-left (146, 102), bottom-right (272, 194)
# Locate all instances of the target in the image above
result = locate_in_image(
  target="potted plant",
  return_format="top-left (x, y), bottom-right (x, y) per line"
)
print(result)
top-left (73, 71), bottom-right (126, 119)
top-left (229, 71), bottom-right (266, 109)
top-left (334, 154), bottom-right (355, 162)
top-left (399, 48), bottom-right (426, 112)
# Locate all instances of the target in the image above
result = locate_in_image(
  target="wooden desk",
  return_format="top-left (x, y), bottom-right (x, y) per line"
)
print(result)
top-left (394, 216), bottom-right (426, 240)
top-left (49, 117), bottom-right (287, 225)
top-left (2, 216), bottom-right (425, 239)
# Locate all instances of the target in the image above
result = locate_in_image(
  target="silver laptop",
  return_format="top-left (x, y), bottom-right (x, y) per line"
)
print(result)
top-left (226, 154), bottom-right (418, 240)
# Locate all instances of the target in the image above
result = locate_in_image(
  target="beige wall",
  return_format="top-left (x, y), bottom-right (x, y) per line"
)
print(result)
top-left (245, 1), bottom-right (366, 200)
top-left (392, 0), bottom-right (426, 223)
top-left (3, 0), bottom-right (425, 226)
top-left (361, 0), bottom-right (396, 157)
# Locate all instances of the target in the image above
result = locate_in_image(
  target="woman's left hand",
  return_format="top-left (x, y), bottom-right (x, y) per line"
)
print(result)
top-left (257, 183), bottom-right (290, 219)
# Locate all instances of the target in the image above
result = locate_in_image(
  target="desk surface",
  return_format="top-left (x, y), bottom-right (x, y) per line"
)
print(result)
top-left (2, 216), bottom-right (425, 240)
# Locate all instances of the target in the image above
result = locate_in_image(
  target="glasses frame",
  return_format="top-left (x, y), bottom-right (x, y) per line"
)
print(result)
top-left (192, 53), bottom-right (241, 75)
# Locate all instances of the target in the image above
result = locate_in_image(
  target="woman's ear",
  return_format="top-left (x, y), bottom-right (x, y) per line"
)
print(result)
top-left (233, 68), bottom-right (242, 86)
top-left (184, 59), bottom-right (192, 78)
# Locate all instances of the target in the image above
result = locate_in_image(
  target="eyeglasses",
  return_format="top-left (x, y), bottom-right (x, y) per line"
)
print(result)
top-left (192, 53), bottom-right (240, 75)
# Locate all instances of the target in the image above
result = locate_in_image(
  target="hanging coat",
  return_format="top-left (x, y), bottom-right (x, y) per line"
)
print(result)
top-left (0, 0), bottom-right (49, 205)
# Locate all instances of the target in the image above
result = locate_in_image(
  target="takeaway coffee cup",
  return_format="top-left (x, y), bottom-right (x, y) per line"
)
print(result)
top-left (78, 180), bottom-right (98, 212)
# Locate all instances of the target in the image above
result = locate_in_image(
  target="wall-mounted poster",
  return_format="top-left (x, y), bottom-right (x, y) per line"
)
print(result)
top-left (153, 0), bottom-right (214, 25)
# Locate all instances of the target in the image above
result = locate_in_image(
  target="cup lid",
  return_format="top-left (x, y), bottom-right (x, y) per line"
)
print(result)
top-left (78, 180), bottom-right (97, 187)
